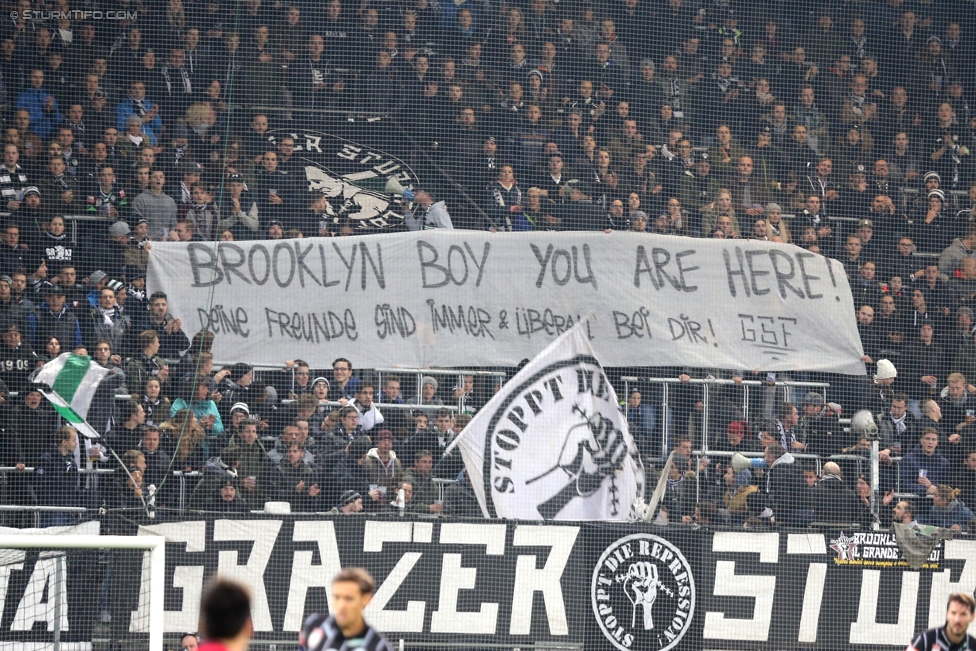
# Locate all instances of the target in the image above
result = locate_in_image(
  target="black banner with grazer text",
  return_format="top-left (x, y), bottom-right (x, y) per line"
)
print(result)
top-left (4, 516), bottom-right (973, 651)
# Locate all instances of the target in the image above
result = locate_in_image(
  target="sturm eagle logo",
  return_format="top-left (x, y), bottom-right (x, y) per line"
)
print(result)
top-left (592, 534), bottom-right (695, 651)
top-left (267, 131), bottom-right (420, 231)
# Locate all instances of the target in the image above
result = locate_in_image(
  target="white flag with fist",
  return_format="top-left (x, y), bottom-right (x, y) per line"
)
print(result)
top-left (447, 320), bottom-right (644, 520)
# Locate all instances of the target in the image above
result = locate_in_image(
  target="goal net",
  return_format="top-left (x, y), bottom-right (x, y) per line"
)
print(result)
top-left (0, 533), bottom-right (164, 651)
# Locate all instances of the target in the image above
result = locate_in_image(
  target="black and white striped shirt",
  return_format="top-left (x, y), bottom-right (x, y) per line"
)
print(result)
top-left (908, 626), bottom-right (976, 651)
top-left (299, 613), bottom-right (394, 651)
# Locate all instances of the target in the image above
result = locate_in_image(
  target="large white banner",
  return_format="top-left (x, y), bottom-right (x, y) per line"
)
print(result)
top-left (146, 231), bottom-right (866, 374)
top-left (447, 321), bottom-right (644, 520)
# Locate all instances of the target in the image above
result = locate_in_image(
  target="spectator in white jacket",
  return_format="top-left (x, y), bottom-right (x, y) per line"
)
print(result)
top-left (351, 380), bottom-right (385, 432)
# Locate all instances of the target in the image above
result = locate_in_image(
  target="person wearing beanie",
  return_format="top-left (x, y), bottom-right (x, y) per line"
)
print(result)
top-left (214, 402), bottom-right (254, 453)
top-left (218, 362), bottom-right (254, 420)
top-left (328, 490), bottom-right (363, 514)
top-left (799, 392), bottom-right (849, 458)
top-left (420, 375), bottom-right (444, 405)
top-left (309, 377), bottom-right (331, 432)
top-left (913, 187), bottom-right (949, 254)
top-left (189, 445), bottom-right (243, 510)
top-left (860, 358), bottom-right (898, 414)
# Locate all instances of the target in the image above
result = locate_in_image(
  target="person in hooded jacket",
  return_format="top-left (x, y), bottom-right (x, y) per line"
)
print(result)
top-left (329, 435), bottom-right (385, 511)
top-left (361, 429), bottom-right (403, 499)
top-left (403, 188), bottom-right (454, 230)
top-left (203, 476), bottom-right (251, 513)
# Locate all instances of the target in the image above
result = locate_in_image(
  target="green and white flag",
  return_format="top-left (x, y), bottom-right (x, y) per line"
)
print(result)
top-left (32, 353), bottom-right (111, 439)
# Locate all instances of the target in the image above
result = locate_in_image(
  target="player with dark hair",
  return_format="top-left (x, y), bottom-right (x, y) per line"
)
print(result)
top-left (197, 579), bottom-right (253, 651)
top-left (907, 592), bottom-right (976, 651)
top-left (299, 569), bottom-right (394, 651)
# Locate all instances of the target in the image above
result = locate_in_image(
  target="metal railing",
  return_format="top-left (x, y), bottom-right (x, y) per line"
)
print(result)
top-left (373, 367), bottom-right (508, 411)
top-left (620, 375), bottom-right (830, 456)
top-left (282, 399), bottom-right (460, 414)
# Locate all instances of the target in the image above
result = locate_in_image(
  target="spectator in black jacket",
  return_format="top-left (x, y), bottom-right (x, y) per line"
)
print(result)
top-left (34, 426), bottom-right (81, 526)
top-left (899, 324), bottom-right (944, 412)
top-left (798, 393), bottom-right (849, 457)
top-left (665, 455), bottom-right (696, 523)
top-left (764, 442), bottom-right (811, 525)
top-left (291, 34), bottom-right (345, 112)
top-left (900, 427), bottom-right (951, 495)
top-left (135, 291), bottom-right (190, 358)
top-left (26, 285), bottom-right (82, 351)
top-left (810, 461), bottom-right (858, 523)
top-left (879, 394), bottom-right (917, 452)
top-left (271, 442), bottom-right (321, 511)
top-left (0, 321), bottom-right (36, 394)
top-left (138, 426), bottom-right (169, 488)
top-left (443, 469), bottom-right (482, 517)
top-left (956, 449), bottom-right (976, 510)
top-left (0, 224), bottom-right (27, 285)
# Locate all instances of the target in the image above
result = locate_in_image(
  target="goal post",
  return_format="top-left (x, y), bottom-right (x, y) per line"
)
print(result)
top-left (0, 534), bottom-right (165, 651)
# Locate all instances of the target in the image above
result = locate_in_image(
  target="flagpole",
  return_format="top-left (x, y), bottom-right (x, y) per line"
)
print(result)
top-left (644, 452), bottom-right (675, 522)
top-left (32, 356), bottom-right (150, 513)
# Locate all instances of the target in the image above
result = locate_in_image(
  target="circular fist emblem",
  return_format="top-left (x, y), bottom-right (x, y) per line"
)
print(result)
top-left (591, 534), bottom-right (695, 651)
top-left (482, 358), bottom-right (640, 520)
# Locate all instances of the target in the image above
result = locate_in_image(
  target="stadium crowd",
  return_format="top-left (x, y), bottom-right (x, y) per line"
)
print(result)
top-left (0, 0), bottom-right (974, 530)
